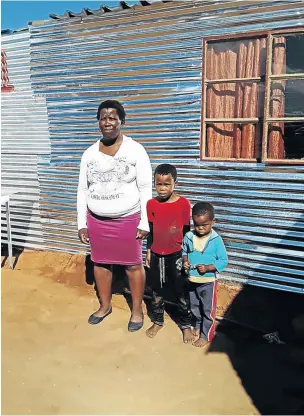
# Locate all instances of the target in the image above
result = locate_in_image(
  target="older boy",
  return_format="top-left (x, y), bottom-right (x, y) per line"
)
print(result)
top-left (146, 164), bottom-right (193, 343)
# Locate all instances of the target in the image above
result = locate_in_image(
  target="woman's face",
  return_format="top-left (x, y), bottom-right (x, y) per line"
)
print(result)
top-left (99, 108), bottom-right (123, 140)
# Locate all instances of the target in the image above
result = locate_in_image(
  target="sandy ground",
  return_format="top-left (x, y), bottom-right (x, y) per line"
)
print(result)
top-left (1, 250), bottom-right (259, 415)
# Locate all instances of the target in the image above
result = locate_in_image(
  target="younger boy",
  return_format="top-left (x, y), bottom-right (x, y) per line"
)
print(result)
top-left (146, 164), bottom-right (193, 343)
top-left (182, 202), bottom-right (228, 348)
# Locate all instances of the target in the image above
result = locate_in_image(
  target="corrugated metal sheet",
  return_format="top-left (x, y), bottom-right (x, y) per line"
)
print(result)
top-left (47, 0), bottom-right (174, 20)
top-left (1, 31), bottom-right (51, 249)
top-left (8, 0), bottom-right (303, 294)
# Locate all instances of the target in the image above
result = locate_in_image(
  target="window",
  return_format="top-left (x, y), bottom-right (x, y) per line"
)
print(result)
top-left (201, 28), bottom-right (304, 163)
top-left (1, 51), bottom-right (14, 92)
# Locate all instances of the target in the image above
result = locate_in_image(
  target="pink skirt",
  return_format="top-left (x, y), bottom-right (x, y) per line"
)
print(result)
top-left (87, 210), bottom-right (143, 265)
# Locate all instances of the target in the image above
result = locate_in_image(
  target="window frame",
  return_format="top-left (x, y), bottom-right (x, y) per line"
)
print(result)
top-left (200, 27), bottom-right (304, 164)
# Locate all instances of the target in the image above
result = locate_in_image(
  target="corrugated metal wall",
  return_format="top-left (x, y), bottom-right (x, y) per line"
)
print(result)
top-left (1, 31), bottom-right (51, 249)
top-left (19, 0), bottom-right (304, 293)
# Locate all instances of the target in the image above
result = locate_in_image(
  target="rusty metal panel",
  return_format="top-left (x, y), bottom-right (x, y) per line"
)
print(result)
top-left (26, 0), bottom-right (304, 293)
top-left (1, 31), bottom-right (51, 249)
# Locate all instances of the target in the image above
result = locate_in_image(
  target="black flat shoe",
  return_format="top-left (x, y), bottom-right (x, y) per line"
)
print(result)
top-left (88, 307), bottom-right (112, 325)
top-left (128, 315), bottom-right (144, 332)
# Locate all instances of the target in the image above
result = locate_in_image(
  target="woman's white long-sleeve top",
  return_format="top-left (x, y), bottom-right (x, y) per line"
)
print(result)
top-left (77, 135), bottom-right (152, 232)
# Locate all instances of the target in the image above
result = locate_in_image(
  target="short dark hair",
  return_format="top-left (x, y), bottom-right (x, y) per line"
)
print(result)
top-left (192, 202), bottom-right (215, 220)
top-left (96, 100), bottom-right (126, 123)
top-left (154, 164), bottom-right (177, 182)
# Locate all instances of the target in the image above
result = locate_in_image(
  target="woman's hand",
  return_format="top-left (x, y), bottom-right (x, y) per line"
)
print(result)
top-left (145, 249), bottom-right (151, 268)
top-left (136, 229), bottom-right (149, 240)
top-left (78, 228), bottom-right (90, 245)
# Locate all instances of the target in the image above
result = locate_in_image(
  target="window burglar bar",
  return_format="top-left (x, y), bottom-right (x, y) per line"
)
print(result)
top-left (204, 73), bottom-right (304, 85)
top-left (201, 28), bottom-right (304, 164)
top-left (205, 117), bottom-right (304, 123)
top-left (262, 32), bottom-right (304, 164)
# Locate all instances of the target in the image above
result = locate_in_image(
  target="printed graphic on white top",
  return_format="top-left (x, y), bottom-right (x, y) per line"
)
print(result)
top-left (87, 156), bottom-right (136, 199)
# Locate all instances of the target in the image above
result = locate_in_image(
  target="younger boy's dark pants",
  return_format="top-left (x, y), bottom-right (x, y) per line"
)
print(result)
top-left (189, 281), bottom-right (217, 341)
top-left (150, 251), bottom-right (191, 329)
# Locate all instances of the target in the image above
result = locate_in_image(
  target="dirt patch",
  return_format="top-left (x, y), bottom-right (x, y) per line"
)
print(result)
top-left (2, 251), bottom-right (257, 415)
top-left (217, 280), bottom-right (241, 317)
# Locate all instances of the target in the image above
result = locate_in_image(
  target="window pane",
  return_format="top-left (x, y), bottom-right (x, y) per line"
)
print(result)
top-left (267, 121), bottom-right (304, 159)
top-left (270, 79), bottom-right (304, 118)
top-left (272, 33), bottom-right (304, 75)
top-left (205, 122), bottom-right (261, 159)
top-left (206, 37), bottom-right (266, 80)
top-left (206, 82), bottom-right (264, 119)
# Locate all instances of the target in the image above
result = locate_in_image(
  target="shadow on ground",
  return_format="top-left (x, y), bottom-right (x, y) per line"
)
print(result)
top-left (208, 285), bottom-right (304, 415)
top-left (1, 245), bottom-right (23, 269)
top-left (85, 254), bottom-right (188, 332)
top-left (85, 254), bottom-right (127, 302)
top-left (85, 254), bottom-right (304, 414)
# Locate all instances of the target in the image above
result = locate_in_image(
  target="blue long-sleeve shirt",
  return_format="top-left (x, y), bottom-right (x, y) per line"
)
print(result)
top-left (182, 229), bottom-right (228, 282)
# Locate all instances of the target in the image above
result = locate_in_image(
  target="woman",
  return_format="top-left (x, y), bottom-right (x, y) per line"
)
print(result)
top-left (77, 100), bottom-right (152, 331)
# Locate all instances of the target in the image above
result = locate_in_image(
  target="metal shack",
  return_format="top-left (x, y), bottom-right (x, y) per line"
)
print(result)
top-left (1, 29), bottom-right (51, 249)
top-left (2, 1), bottom-right (304, 326)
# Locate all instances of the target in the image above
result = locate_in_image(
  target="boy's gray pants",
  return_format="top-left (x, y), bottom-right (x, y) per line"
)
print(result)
top-left (189, 280), bottom-right (217, 341)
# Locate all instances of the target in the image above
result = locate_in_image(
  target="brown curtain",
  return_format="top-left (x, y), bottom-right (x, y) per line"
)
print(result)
top-left (268, 37), bottom-right (286, 159)
top-left (1, 50), bottom-right (14, 92)
top-left (206, 38), bottom-right (267, 159)
top-left (1, 51), bottom-right (9, 88)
